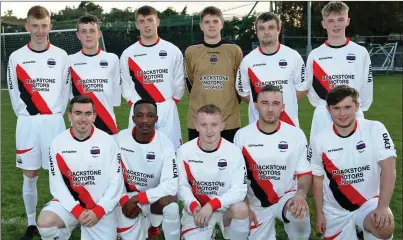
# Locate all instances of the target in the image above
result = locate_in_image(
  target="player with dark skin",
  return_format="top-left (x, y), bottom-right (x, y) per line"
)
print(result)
top-left (121, 101), bottom-right (177, 219)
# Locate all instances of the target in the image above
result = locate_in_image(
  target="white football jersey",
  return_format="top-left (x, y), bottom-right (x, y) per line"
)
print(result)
top-left (69, 49), bottom-right (121, 135)
top-left (234, 121), bottom-right (311, 208)
top-left (7, 42), bottom-right (70, 116)
top-left (117, 128), bottom-right (178, 204)
top-left (309, 119), bottom-right (396, 212)
top-left (236, 44), bottom-right (308, 126)
top-left (120, 37), bottom-right (185, 105)
top-left (177, 138), bottom-right (247, 214)
top-left (306, 39), bottom-right (373, 110)
top-left (49, 126), bottom-right (124, 219)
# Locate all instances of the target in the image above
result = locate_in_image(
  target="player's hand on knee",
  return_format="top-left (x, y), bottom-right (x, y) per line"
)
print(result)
top-left (81, 210), bottom-right (99, 227)
top-left (78, 209), bottom-right (90, 225)
top-left (248, 208), bottom-right (258, 228)
top-left (286, 194), bottom-right (309, 219)
top-left (122, 201), bottom-right (141, 219)
top-left (315, 212), bottom-right (326, 235)
top-left (371, 207), bottom-right (393, 231)
top-left (195, 203), bottom-right (213, 227)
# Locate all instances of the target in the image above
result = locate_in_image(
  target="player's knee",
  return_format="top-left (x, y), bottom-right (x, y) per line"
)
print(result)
top-left (284, 211), bottom-right (311, 239)
top-left (371, 228), bottom-right (394, 239)
top-left (23, 170), bottom-right (39, 178)
top-left (229, 201), bottom-right (249, 219)
top-left (162, 202), bottom-right (180, 221)
top-left (284, 210), bottom-right (310, 224)
top-left (37, 210), bottom-right (63, 228)
top-left (158, 195), bottom-right (177, 206)
top-left (37, 226), bottom-right (59, 239)
top-left (151, 195), bottom-right (177, 214)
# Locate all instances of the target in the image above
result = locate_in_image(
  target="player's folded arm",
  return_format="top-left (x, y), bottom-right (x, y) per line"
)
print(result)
top-left (177, 150), bottom-right (200, 213)
top-left (94, 145), bottom-right (126, 220)
top-left (138, 147), bottom-right (178, 205)
top-left (211, 153), bottom-right (247, 211)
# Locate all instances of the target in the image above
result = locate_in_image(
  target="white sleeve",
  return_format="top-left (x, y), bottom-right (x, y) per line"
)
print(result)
top-left (61, 54), bottom-right (71, 115)
top-left (235, 59), bottom-right (251, 97)
top-left (374, 122), bottom-right (397, 162)
top-left (305, 53), bottom-right (318, 107)
top-left (295, 130), bottom-right (312, 177)
top-left (233, 129), bottom-right (242, 149)
top-left (95, 141), bottom-right (125, 218)
top-left (210, 148), bottom-right (247, 211)
top-left (177, 148), bottom-right (200, 213)
top-left (49, 142), bottom-right (85, 219)
top-left (113, 56), bottom-right (121, 106)
top-left (120, 51), bottom-right (139, 105)
top-left (293, 52), bottom-right (309, 91)
top-left (308, 137), bottom-right (324, 176)
top-left (137, 141), bottom-right (178, 205)
top-left (7, 55), bottom-right (21, 116)
top-left (359, 51), bottom-right (373, 111)
top-left (172, 49), bottom-right (185, 103)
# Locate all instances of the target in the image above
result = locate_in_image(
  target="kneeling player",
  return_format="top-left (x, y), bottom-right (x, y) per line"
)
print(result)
top-left (116, 99), bottom-right (180, 240)
top-left (37, 96), bottom-right (125, 240)
top-left (234, 85), bottom-right (312, 240)
top-left (178, 104), bottom-right (249, 240)
top-left (310, 85), bottom-right (396, 240)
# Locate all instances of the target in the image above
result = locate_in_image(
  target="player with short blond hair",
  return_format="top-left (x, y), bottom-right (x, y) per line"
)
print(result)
top-left (7, 5), bottom-right (70, 239)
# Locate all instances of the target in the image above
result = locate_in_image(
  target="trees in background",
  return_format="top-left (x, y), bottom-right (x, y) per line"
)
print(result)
top-left (2, 1), bottom-right (402, 54)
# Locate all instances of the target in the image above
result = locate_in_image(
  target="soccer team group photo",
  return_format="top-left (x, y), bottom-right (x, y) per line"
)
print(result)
top-left (1, 1), bottom-right (401, 240)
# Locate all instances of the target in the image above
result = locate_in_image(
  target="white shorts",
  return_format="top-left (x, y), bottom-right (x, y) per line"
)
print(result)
top-left (180, 209), bottom-right (227, 240)
top-left (309, 107), bottom-right (364, 140)
top-left (323, 197), bottom-right (387, 239)
top-left (128, 99), bottom-right (182, 151)
top-left (116, 192), bottom-right (163, 240)
top-left (42, 200), bottom-right (117, 240)
top-left (249, 191), bottom-right (295, 240)
top-left (16, 114), bottom-right (65, 170)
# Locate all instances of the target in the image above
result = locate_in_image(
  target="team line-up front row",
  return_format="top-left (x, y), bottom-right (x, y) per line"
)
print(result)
top-left (37, 85), bottom-right (396, 240)
top-left (6, 2), bottom-right (395, 240)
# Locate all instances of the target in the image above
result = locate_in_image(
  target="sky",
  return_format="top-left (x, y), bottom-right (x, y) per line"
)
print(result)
top-left (1, 1), bottom-right (273, 19)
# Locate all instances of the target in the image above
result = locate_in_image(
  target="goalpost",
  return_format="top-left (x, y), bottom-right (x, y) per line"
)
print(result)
top-left (1, 29), bottom-right (106, 89)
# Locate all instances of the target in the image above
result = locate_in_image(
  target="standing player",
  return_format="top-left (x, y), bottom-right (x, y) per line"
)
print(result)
top-left (69, 15), bottom-right (121, 135)
top-left (115, 99), bottom-right (180, 240)
top-left (236, 12), bottom-right (308, 127)
top-left (6, 6), bottom-right (70, 239)
top-left (234, 85), bottom-right (312, 240)
top-left (36, 96), bottom-right (125, 240)
top-left (185, 6), bottom-right (243, 142)
top-left (310, 85), bottom-right (396, 240)
top-left (120, 5), bottom-right (185, 151)
top-left (178, 104), bottom-right (249, 240)
top-left (306, 1), bottom-right (373, 140)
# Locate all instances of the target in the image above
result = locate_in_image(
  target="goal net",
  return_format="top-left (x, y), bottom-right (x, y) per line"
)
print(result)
top-left (1, 29), bottom-right (106, 88)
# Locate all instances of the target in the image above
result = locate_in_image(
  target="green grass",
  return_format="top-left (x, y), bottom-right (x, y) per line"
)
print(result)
top-left (1, 74), bottom-right (402, 239)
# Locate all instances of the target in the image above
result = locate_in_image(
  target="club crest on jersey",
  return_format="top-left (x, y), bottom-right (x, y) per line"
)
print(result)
top-left (217, 159), bottom-right (227, 170)
top-left (346, 53), bottom-right (356, 63)
top-left (90, 146), bottom-right (100, 157)
top-left (279, 59), bottom-right (287, 68)
top-left (210, 55), bottom-right (218, 63)
top-left (356, 141), bottom-right (366, 153)
top-left (146, 152), bottom-right (156, 162)
top-left (47, 58), bottom-right (56, 68)
top-left (278, 141), bottom-right (288, 152)
top-left (159, 50), bottom-right (167, 58)
top-left (100, 60), bottom-right (108, 68)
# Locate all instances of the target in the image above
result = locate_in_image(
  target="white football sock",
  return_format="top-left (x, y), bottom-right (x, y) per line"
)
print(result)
top-left (23, 174), bottom-right (38, 226)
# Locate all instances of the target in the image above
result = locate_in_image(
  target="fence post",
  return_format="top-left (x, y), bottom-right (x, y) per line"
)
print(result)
top-left (307, 1), bottom-right (312, 56)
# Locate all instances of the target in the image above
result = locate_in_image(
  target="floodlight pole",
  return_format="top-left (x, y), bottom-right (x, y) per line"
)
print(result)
top-left (307, 1), bottom-right (312, 56)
